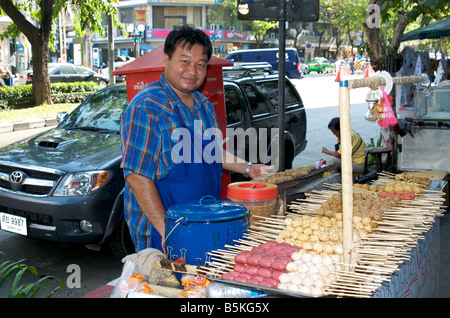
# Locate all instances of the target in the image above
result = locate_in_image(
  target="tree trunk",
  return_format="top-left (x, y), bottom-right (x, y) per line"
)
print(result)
top-left (0, 0), bottom-right (54, 106)
top-left (31, 41), bottom-right (52, 106)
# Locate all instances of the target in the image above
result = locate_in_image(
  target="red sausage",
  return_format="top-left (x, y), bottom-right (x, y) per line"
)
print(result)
top-left (245, 265), bottom-right (259, 276)
top-left (233, 263), bottom-right (247, 272)
top-left (234, 275), bottom-right (248, 283)
top-left (221, 273), bottom-right (235, 280)
top-left (271, 261), bottom-right (286, 271)
top-left (234, 253), bottom-right (248, 264)
top-left (246, 278), bottom-right (261, 285)
top-left (271, 270), bottom-right (284, 281)
top-left (257, 267), bottom-right (273, 278)
top-left (253, 275), bottom-right (265, 282)
top-left (238, 273), bottom-right (253, 280)
top-left (247, 256), bottom-right (260, 266)
top-left (259, 258), bottom-right (274, 269)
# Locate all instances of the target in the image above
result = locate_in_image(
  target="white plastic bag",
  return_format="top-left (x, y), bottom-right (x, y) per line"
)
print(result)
top-left (110, 259), bottom-right (141, 298)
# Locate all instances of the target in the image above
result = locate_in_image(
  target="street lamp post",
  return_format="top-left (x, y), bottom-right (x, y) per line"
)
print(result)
top-left (127, 24), bottom-right (145, 58)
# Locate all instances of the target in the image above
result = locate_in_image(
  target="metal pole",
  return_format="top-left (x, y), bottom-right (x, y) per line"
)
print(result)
top-left (277, 0), bottom-right (286, 172)
top-left (107, 14), bottom-right (115, 85)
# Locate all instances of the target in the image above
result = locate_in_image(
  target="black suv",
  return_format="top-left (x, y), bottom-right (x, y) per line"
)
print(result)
top-left (0, 64), bottom-right (307, 258)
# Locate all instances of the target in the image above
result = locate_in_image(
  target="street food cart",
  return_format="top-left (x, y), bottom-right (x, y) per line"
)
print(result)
top-left (112, 52), bottom-right (447, 298)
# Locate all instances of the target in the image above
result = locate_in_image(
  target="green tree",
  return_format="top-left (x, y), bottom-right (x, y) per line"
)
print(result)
top-left (363, 0), bottom-right (449, 74)
top-left (0, 0), bottom-right (121, 106)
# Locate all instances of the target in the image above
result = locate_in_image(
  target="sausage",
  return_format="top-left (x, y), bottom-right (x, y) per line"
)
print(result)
top-left (271, 261), bottom-right (286, 271)
top-left (246, 278), bottom-right (261, 286)
top-left (221, 273), bottom-right (235, 280)
top-left (257, 267), bottom-right (273, 278)
top-left (245, 265), bottom-right (259, 276)
top-left (247, 256), bottom-right (260, 266)
top-left (259, 257), bottom-right (275, 268)
top-left (234, 253), bottom-right (248, 264)
top-left (233, 263), bottom-right (247, 273)
top-left (233, 275), bottom-right (248, 283)
top-left (271, 270), bottom-right (285, 281)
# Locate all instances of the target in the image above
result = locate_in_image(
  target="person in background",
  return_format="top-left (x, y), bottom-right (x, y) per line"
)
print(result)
top-left (120, 26), bottom-right (273, 253)
top-left (321, 117), bottom-right (367, 175)
top-left (10, 52), bottom-right (17, 77)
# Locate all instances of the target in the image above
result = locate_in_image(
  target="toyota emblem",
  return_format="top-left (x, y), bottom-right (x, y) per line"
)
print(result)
top-left (10, 170), bottom-right (27, 192)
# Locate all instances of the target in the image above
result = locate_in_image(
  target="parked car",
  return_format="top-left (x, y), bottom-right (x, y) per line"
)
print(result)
top-left (100, 56), bottom-right (135, 82)
top-left (225, 48), bottom-right (304, 79)
top-left (223, 63), bottom-right (307, 172)
top-left (306, 58), bottom-right (333, 73)
top-left (26, 63), bottom-right (108, 86)
top-left (0, 64), bottom-right (307, 257)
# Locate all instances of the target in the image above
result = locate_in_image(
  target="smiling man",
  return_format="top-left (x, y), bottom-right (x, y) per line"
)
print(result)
top-left (120, 26), bottom-right (272, 253)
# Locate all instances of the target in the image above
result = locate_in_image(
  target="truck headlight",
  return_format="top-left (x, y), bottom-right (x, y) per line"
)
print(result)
top-left (53, 171), bottom-right (111, 196)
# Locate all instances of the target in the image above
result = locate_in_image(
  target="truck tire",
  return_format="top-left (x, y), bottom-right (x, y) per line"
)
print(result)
top-left (108, 218), bottom-right (135, 259)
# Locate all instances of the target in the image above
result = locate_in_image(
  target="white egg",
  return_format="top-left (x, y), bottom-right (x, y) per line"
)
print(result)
top-left (277, 283), bottom-right (289, 290)
top-left (308, 264), bottom-right (319, 275)
top-left (314, 278), bottom-right (326, 289)
top-left (311, 254), bottom-right (323, 265)
top-left (322, 276), bottom-right (332, 285)
top-left (302, 276), bottom-right (314, 287)
top-left (310, 287), bottom-right (323, 297)
top-left (331, 254), bottom-right (341, 263)
top-left (301, 253), bottom-right (313, 263)
top-left (297, 262), bottom-right (309, 273)
top-left (322, 255), bottom-right (333, 266)
top-left (286, 261), bottom-right (298, 272)
top-left (327, 264), bottom-right (336, 273)
top-left (289, 273), bottom-right (303, 286)
top-left (318, 266), bottom-right (330, 277)
top-left (288, 283), bottom-right (300, 292)
top-left (278, 273), bottom-right (291, 284)
top-left (291, 252), bottom-right (302, 261)
top-left (298, 285), bottom-right (311, 295)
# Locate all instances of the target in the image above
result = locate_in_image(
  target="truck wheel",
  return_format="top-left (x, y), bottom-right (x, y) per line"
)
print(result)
top-left (108, 218), bottom-right (135, 259)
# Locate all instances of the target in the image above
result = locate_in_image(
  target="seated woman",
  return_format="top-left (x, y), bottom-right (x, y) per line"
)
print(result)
top-left (321, 117), bottom-right (367, 175)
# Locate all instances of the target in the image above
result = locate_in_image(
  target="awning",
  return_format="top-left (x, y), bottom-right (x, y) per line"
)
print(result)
top-left (401, 18), bottom-right (450, 41)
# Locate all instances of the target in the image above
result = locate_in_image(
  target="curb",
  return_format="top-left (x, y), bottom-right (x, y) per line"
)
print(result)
top-left (81, 278), bottom-right (118, 298)
top-left (0, 117), bottom-right (58, 134)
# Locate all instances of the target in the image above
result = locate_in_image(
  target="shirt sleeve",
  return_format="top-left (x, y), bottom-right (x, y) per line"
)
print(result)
top-left (120, 103), bottom-right (164, 181)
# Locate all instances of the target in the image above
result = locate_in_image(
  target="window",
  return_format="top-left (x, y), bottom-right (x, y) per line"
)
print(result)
top-left (256, 80), bottom-right (299, 108)
top-left (224, 86), bottom-right (244, 125)
top-left (59, 66), bottom-right (75, 75)
top-left (242, 84), bottom-right (270, 116)
top-left (75, 66), bottom-right (92, 75)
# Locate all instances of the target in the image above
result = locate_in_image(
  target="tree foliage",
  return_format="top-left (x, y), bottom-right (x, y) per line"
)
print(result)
top-left (0, 0), bottom-right (121, 106)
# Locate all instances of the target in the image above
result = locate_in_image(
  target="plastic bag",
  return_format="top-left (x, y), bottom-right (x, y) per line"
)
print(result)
top-left (110, 259), bottom-right (143, 298)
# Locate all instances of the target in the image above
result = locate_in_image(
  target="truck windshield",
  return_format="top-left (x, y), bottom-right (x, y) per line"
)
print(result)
top-left (58, 86), bottom-right (129, 132)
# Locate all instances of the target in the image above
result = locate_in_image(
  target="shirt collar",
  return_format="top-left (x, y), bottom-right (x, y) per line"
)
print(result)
top-left (158, 73), bottom-right (206, 113)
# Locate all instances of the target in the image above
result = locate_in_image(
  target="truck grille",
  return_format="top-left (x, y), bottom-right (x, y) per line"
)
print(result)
top-left (0, 162), bottom-right (63, 196)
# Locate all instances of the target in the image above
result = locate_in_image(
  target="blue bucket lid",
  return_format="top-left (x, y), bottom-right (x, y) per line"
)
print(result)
top-left (164, 195), bottom-right (249, 223)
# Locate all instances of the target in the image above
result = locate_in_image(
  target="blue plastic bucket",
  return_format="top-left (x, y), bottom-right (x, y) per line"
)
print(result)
top-left (164, 195), bottom-right (249, 267)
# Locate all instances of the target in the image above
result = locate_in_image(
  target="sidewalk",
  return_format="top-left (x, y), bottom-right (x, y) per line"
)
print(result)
top-left (0, 116), bottom-right (58, 134)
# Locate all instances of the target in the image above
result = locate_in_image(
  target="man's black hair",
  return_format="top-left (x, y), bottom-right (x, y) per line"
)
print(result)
top-left (328, 117), bottom-right (340, 131)
top-left (164, 26), bottom-right (212, 61)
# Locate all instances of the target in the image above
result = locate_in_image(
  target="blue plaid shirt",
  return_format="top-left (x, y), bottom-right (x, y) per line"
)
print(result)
top-left (120, 74), bottom-right (220, 244)
top-left (120, 74), bottom-right (220, 181)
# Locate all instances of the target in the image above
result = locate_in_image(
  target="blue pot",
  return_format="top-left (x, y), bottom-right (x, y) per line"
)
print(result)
top-left (164, 195), bottom-right (249, 267)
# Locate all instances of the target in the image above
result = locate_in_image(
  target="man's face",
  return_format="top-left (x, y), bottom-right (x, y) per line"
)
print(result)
top-left (163, 43), bottom-right (208, 97)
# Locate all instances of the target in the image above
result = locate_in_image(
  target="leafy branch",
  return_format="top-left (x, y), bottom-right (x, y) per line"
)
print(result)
top-left (0, 253), bottom-right (64, 298)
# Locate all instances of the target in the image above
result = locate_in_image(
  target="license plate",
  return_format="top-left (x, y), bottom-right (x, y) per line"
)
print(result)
top-left (0, 212), bottom-right (27, 235)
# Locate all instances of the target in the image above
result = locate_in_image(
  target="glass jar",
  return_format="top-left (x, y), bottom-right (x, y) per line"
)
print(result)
top-left (227, 182), bottom-right (278, 226)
